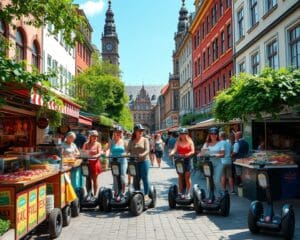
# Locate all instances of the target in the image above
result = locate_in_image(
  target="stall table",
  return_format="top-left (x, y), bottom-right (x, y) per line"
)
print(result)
top-left (234, 162), bottom-right (299, 201)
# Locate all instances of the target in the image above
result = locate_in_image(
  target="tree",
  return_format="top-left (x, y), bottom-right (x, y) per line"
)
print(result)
top-left (118, 106), bottom-right (134, 131)
top-left (0, 0), bottom-right (85, 45)
top-left (75, 60), bottom-right (133, 128)
top-left (214, 68), bottom-right (300, 122)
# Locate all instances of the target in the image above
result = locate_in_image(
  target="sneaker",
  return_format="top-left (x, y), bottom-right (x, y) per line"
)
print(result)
top-left (231, 190), bottom-right (237, 195)
top-left (144, 195), bottom-right (150, 202)
top-left (116, 196), bottom-right (121, 202)
top-left (179, 193), bottom-right (185, 199)
top-left (185, 194), bottom-right (191, 200)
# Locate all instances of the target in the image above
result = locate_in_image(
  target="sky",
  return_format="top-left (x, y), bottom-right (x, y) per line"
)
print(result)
top-left (74, 0), bottom-right (194, 86)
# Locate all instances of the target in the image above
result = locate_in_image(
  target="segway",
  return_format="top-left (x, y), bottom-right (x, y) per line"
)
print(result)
top-left (78, 158), bottom-right (102, 210)
top-left (193, 155), bottom-right (230, 216)
top-left (168, 156), bottom-right (194, 209)
top-left (127, 156), bottom-right (157, 216)
top-left (248, 163), bottom-right (295, 239)
top-left (100, 156), bottom-right (131, 212)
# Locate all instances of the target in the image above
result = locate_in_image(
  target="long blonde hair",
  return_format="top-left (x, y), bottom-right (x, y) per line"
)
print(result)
top-left (178, 134), bottom-right (194, 146)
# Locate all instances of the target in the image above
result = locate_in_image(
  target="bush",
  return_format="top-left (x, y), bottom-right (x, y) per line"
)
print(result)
top-left (0, 218), bottom-right (10, 236)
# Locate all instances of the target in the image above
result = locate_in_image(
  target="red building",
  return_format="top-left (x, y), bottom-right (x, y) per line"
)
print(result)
top-left (190, 0), bottom-right (233, 113)
top-left (75, 8), bottom-right (94, 75)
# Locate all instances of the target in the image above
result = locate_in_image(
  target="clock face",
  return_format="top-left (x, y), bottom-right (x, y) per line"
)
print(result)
top-left (105, 42), bottom-right (113, 51)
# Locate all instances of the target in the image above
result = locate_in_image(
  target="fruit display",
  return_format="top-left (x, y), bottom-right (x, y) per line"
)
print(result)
top-left (0, 169), bottom-right (54, 183)
top-left (235, 151), bottom-right (297, 166)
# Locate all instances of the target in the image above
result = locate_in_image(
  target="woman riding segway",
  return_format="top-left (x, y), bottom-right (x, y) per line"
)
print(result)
top-left (82, 130), bottom-right (102, 197)
top-left (108, 125), bottom-right (128, 201)
top-left (127, 123), bottom-right (151, 202)
top-left (169, 128), bottom-right (195, 200)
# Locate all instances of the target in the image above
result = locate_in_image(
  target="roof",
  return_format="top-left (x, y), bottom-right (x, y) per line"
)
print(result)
top-left (126, 85), bottom-right (163, 106)
top-left (160, 83), bottom-right (169, 95)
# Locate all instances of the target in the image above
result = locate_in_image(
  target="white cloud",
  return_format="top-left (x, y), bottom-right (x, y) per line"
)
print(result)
top-left (80, 0), bottom-right (105, 17)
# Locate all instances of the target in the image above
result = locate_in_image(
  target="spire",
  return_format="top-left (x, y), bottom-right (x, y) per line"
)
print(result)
top-left (177, 0), bottom-right (188, 33)
top-left (104, 0), bottom-right (117, 36)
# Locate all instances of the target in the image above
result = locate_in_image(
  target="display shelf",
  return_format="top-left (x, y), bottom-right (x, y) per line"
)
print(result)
top-left (234, 162), bottom-right (298, 169)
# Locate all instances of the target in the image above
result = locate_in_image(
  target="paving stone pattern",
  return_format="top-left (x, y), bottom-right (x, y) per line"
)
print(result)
top-left (32, 155), bottom-right (300, 240)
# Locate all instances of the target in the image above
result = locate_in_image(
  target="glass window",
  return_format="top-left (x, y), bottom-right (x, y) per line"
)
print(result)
top-left (197, 57), bottom-right (201, 75)
top-left (213, 38), bottom-right (218, 61)
top-left (289, 24), bottom-right (300, 68)
top-left (221, 31), bottom-right (225, 54)
top-left (223, 74), bottom-right (226, 89)
top-left (212, 4), bottom-right (217, 26)
top-left (220, 0), bottom-right (224, 16)
top-left (265, 0), bottom-right (277, 12)
top-left (226, 0), bottom-right (231, 8)
top-left (267, 39), bottom-right (278, 69)
top-left (237, 8), bottom-right (244, 39)
top-left (239, 61), bottom-right (245, 73)
top-left (206, 16), bottom-right (210, 32)
top-left (250, 0), bottom-right (258, 27)
top-left (32, 41), bottom-right (39, 70)
top-left (15, 29), bottom-right (25, 62)
top-left (251, 52), bottom-right (259, 74)
top-left (207, 47), bottom-right (211, 65)
top-left (194, 61), bottom-right (198, 77)
top-left (227, 24), bottom-right (232, 48)
top-left (203, 52), bottom-right (206, 70)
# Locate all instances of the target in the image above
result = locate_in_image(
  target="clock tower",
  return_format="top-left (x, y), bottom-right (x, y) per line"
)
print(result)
top-left (101, 0), bottom-right (119, 65)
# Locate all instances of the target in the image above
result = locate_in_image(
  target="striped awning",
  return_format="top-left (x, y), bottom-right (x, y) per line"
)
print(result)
top-left (30, 88), bottom-right (80, 119)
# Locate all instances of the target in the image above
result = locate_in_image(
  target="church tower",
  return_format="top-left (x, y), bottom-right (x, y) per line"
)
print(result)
top-left (101, 0), bottom-right (119, 65)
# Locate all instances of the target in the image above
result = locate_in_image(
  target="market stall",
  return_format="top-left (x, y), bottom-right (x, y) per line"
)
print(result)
top-left (235, 151), bottom-right (300, 201)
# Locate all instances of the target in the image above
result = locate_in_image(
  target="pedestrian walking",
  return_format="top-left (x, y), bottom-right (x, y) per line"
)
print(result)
top-left (149, 134), bottom-right (156, 166)
top-left (231, 131), bottom-right (249, 186)
top-left (218, 131), bottom-right (235, 194)
top-left (127, 124), bottom-right (151, 201)
top-left (74, 129), bottom-right (87, 149)
top-left (168, 132), bottom-right (177, 165)
top-left (154, 133), bottom-right (164, 168)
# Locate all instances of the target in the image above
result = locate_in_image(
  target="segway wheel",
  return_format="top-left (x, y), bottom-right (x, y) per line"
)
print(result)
top-left (48, 208), bottom-right (63, 238)
top-left (149, 186), bottom-right (157, 208)
top-left (193, 190), bottom-right (203, 214)
top-left (102, 190), bottom-right (112, 212)
top-left (248, 201), bottom-right (263, 234)
top-left (220, 192), bottom-right (230, 217)
top-left (281, 208), bottom-right (295, 240)
top-left (130, 193), bottom-right (144, 216)
top-left (168, 185), bottom-right (177, 209)
top-left (62, 205), bottom-right (72, 227)
top-left (98, 188), bottom-right (105, 211)
top-left (71, 198), bottom-right (80, 217)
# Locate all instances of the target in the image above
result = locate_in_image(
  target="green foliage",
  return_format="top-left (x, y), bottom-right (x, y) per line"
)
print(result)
top-left (75, 61), bottom-right (130, 125)
top-left (180, 112), bottom-right (212, 126)
top-left (0, 0), bottom-right (85, 46)
top-left (214, 68), bottom-right (300, 122)
top-left (99, 115), bottom-right (113, 127)
top-left (118, 106), bottom-right (134, 131)
top-left (0, 218), bottom-right (10, 236)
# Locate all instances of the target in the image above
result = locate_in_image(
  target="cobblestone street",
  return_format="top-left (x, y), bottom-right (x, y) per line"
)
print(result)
top-left (31, 156), bottom-right (300, 240)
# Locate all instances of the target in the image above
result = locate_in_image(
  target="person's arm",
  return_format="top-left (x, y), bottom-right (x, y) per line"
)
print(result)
top-left (215, 142), bottom-right (225, 158)
top-left (169, 142), bottom-right (178, 156)
top-left (139, 138), bottom-right (150, 158)
top-left (197, 143), bottom-right (207, 157)
top-left (231, 142), bottom-right (239, 158)
top-left (73, 143), bottom-right (80, 157)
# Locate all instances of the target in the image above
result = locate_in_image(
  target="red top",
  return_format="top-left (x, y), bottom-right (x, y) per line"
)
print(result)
top-left (177, 144), bottom-right (192, 155)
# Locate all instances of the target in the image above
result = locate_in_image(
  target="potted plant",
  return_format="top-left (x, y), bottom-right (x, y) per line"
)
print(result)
top-left (0, 218), bottom-right (10, 237)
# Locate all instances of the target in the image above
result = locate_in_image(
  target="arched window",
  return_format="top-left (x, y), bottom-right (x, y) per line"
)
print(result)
top-left (16, 29), bottom-right (25, 62)
top-left (32, 41), bottom-right (39, 70)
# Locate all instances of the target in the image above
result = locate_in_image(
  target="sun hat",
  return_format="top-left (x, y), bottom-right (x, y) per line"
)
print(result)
top-left (209, 127), bottom-right (219, 134)
top-left (134, 123), bottom-right (145, 131)
top-left (178, 128), bottom-right (188, 134)
top-left (89, 130), bottom-right (99, 136)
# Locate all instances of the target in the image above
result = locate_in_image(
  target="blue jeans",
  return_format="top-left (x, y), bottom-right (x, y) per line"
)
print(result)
top-left (137, 160), bottom-right (150, 195)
